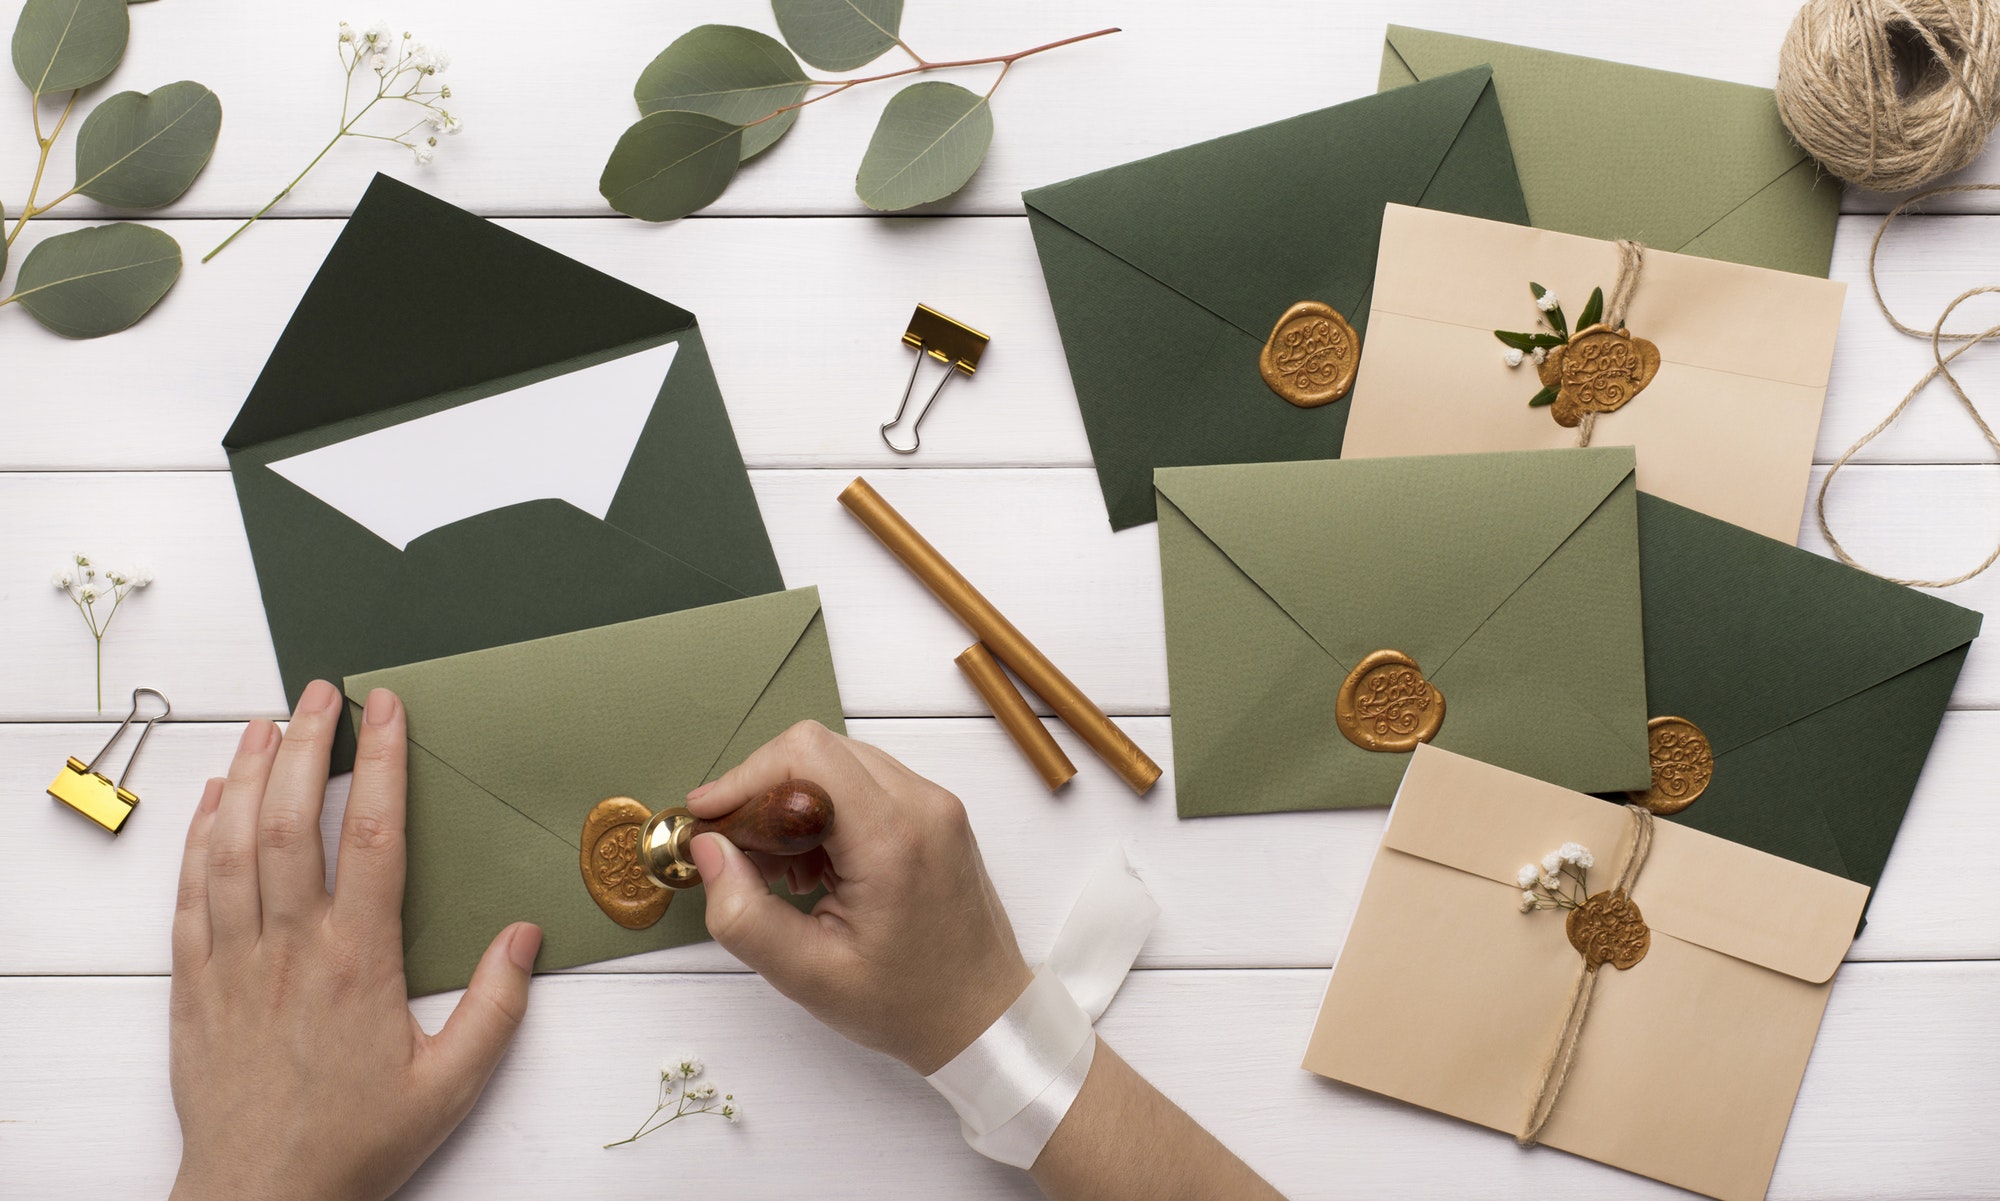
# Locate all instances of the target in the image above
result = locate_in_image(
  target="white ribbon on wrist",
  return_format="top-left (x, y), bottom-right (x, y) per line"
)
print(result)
top-left (924, 848), bottom-right (1159, 1169)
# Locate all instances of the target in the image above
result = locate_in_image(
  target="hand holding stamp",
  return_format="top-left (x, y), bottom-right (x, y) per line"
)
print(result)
top-left (581, 780), bottom-right (836, 929)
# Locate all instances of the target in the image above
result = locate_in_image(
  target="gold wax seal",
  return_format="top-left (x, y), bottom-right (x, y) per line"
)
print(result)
top-left (1335, 649), bottom-right (1444, 752)
top-left (1259, 300), bottom-right (1358, 408)
top-left (1539, 323), bottom-right (1661, 428)
top-left (1629, 715), bottom-right (1714, 816)
top-left (581, 796), bottom-right (671, 930)
top-left (1566, 888), bottom-right (1650, 971)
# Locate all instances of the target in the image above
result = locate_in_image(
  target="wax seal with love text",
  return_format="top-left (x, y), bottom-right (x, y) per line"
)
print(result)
top-left (1259, 300), bottom-right (1359, 408)
top-left (1334, 649), bottom-right (1444, 752)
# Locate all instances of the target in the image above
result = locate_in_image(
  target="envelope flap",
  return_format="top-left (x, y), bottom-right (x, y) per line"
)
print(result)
top-left (1153, 448), bottom-right (1635, 673)
top-left (1638, 495), bottom-right (1983, 753)
top-left (224, 175), bottom-right (694, 452)
top-left (1023, 67), bottom-right (1502, 342)
top-left (1381, 26), bottom-right (1814, 258)
top-left (341, 587), bottom-right (824, 839)
top-left (1385, 747), bottom-right (1868, 984)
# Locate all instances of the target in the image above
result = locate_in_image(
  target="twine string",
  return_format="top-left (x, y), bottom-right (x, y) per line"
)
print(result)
top-left (1574, 241), bottom-right (1646, 449)
top-left (1517, 805), bottom-right (1656, 1147)
top-left (1815, 183), bottom-right (2000, 588)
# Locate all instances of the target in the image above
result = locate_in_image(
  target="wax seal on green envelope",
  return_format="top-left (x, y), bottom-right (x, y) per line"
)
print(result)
top-left (1259, 301), bottom-right (1358, 407)
top-left (1629, 715), bottom-right (1713, 815)
top-left (1334, 650), bottom-right (1443, 752)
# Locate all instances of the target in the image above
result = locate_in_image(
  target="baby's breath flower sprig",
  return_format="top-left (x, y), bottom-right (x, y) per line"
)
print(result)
top-left (1517, 842), bottom-right (1596, 914)
top-left (52, 554), bottom-right (154, 712)
top-left (603, 1053), bottom-right (741, 1148)
top-left (204, 20), bottom-right (460, 262)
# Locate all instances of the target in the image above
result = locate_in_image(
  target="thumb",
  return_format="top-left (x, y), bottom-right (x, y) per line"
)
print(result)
top-left (693, 832), bottom-right (824, 981)
top-left (431, 921), bottom-right (539, 1099)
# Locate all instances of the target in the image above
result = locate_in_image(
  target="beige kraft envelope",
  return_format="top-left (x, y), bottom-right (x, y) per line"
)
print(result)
top-left (1342, 205), bottom-right (1847, 544)
top-left (1304, 746), bottom-right (1869, 1201)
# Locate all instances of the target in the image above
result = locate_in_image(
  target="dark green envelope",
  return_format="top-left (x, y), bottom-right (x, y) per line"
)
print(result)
top-left (224, 176), bottom-right (782, 769)
top-left (1630, 494), bottom-right (1981, 894)
top-left (1024, 67), bottom-right (1529, 530)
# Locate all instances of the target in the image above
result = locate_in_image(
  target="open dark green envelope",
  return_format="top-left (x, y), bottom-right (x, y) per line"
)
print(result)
top-left (344, 587), bottom-right (844, 997)
top-left (1628, 495), bottom-right (1981, 896)
top-left (1380, 26), bottom-right (1841, 277)
top-left (1024, 67), bottom-right (1529, 530)
top-left (1157, 448), bottom-right (1652, 818)
top-left (226, 175), bottom-right (781, 771)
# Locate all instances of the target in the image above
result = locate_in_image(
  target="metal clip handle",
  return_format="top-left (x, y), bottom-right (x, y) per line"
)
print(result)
top-left (85, 687), bottom-right (171, 792)
top-left (879, 304), bottom-right (989, 455)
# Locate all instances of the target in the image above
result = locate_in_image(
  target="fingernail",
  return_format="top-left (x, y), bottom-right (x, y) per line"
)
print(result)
top-left (686, 781), bottom-right (713, 801)
top-left (364, 688), bottom-right (398, 727)
top-left (508, 923), bottom-right (543, 973)
top-left (237, 720), bottom-right (275, 752)
top-left (198, 778), bottom-right (225, 814)
top-left (299, 679), bottom-right (339, 715)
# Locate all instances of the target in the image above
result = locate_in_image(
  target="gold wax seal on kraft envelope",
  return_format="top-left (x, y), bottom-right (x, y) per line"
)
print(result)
top-left (1260, 300), bottom-right (1359, 407)
top-left (1540, 323), bottom-right (1661, 428)
top-left (1566, 888), bottom-right (1651, 971)
top-left (581, 797), bottom-right (671, 929)
top-left (1629, 716), bottom-right (1714, 815)
top-left (1335, 649), bottom-right (1444, 752)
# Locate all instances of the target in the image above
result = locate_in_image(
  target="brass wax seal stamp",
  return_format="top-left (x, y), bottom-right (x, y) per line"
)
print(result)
top-left (1334, 649), bottom-right (1444, 752)
top-left (1259, 300), bottom-right (1358, 408)
top-left (1629, 715), bottom-right (1714, 815)
top-left (1566, 888), bottom-right (1651, 971)
top-left (1539, 323), bottom-right (1661, 428)
top-left (580, 780), bottom-right (838, 929)
top-left (580, 797), bottom-right (672, 930)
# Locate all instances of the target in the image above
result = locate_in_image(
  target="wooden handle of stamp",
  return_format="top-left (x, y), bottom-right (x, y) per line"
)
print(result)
top-left (689, 779), bottom-right (835, 856)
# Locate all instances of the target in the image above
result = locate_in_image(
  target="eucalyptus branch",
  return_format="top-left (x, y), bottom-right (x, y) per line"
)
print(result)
top-left (8, 88), bottom-right (78, 247)
top-left (743, 26), bottom-right (1119, 130)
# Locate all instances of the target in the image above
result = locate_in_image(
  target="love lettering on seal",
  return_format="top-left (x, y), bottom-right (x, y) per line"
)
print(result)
top-left (1565, 888), bottom-right (1652, 972)
top-left (580, 796), bottom-right (671, 929)
top-left (1259, 300), bottom-right (1359, 408)
top-left (1334, 649), bottom-right (1444, 753)
top-left (1629, 715), bottom-right (1714, 816)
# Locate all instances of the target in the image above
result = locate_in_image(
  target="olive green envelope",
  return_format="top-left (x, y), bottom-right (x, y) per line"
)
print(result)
top-left (1157, 448), bottom-right (1651, 818)
top-left (342, 587), bottom-right (844, 997)
top-left (226, 176), bottom-right (783, 774)
top-left (1023, 67), bottom-right (1530, 531)
top-left (1629, 494), bottom-right (1981, 895)
top-left (1379, 26), bottom-right (1842, 277)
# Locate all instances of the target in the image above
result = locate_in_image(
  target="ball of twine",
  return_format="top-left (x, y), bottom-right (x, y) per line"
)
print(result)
top-left (1776, 0), bottom-right (2000, 191)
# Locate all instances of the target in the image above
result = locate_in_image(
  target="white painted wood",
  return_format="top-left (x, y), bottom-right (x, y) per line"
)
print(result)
top-left (6, 214), bottom-right (2000, 473)
top-left (2, 965), bottom-right (1994, 1199)
top-left (3, 464), bottom-right (1995, 724)
top-left (1, 0), bottom-right (1996, 224)
top-left (3, 712), bottom-right (1993, 978)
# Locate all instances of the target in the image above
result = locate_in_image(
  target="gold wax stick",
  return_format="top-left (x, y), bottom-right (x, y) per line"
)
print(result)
top-left (956, 642), bottom-right (1078, 792)
top-left (840, 477), bottom-right (1161, 795)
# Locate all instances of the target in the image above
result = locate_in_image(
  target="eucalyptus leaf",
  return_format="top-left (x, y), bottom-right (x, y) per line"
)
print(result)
top-left (10, 221), bottom-right (179, 337)
top-left (1495, 330), bottom-right (1563, 351)
top-left (855, 81), bottom-right (992, 212)
top-left (12, 0), bottom-right (127, 95)
top-left (600, 110), bottom-right (743, 221)
top-left (1528, 384), bottom-right (1559, 407)
top-left (73, 80), bottom-right (221, 207)
top-left (772, 0), bottom-right (902, 71)
top-left (635, 25), bottom-right (807, 160)
top-left (1577, 286), bottom-right (1604, 332)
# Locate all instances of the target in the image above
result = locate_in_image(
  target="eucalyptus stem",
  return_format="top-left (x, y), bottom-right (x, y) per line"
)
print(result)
top-left (8, 89), bottom-right (79, 247)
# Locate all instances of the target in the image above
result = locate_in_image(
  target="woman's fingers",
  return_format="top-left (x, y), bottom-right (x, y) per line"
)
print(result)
top-left (257, 680), bottom-right (340, 932)
top-left (171, 778), bottom-right (225, 973)
top-left (687, 721), bottom-right (889, 868)
top-left (331, 689), bottom-right (409, 951)
top-left (209, 719), bottom-right (281, 950)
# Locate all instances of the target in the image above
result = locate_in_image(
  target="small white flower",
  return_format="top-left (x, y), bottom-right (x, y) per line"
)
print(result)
top-left (1503, 347), bottom-right (1524, 368)
top-left (440, 84), bottom-right (451, 99)
top-left (688, 1083), bottom-right (717, 1100)
top-left (132, 567), bottom-right (155, 588)
top-left (409, 42), bottom-right (449, 74)
top-left (53, 571), bottom-right (73, 590)
top-left (104, 570), bottom-right (127, 586)
top-left (1541, 873), bottom-right (1561, 891)
top-left (1530, 347), bottom-right (1548, 366)
top-left (675, 1055), bottom-right (703, 1079)
top-left (338, 21), bottom-right (356, 43)
top-left (411, 142), bottom-right (434, 165)
top-left (426, 109), bottom-right (461, 135)
top-left (371, 52), bottom-right (388, 72)
top-left (1542, 850), bottom-right (1562, 874)
top-left (1571, 847), bottom-right (1594, 869)
top-left (1520, 891), bottom-right (1537, 912)
top-left (74, 552), bottom-right (89, 567)
top-left (363, 20), bottom-right (392, 47)
top-left (1516, 863), bottom-right (1540, 888)
top-left (1536, 291), bottom-right (1560, 312)
top-left (78, 587), bottom-right (98, 604)
top-left (721, 1100), bottom-right (740, 1123)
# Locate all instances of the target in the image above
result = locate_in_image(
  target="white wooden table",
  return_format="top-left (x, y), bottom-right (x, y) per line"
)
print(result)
top-left (4, 2), bottom-right (1998, 1197)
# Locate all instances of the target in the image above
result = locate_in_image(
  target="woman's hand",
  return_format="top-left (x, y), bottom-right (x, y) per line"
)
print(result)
top-left (168, 681), bottom-right (541, 1201)
top-left (688, 720), bottom-right (1034, 1075)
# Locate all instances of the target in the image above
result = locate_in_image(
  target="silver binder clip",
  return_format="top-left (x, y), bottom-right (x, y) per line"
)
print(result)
top-left (48, 688), bottom-right (171, 833)
top-left (879, 304), bottom-right (990, 455)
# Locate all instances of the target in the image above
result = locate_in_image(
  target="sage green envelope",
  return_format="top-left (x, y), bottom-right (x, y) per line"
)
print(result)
top-left (342, 587), bottom-right (844, 997)
top-left (1024, 67), bottom-right (1529, 531)
top-left (1630, 495), bottom-right (1981, 896)
top-left (1379, 26), bottom-right (1841, 277)
top-left (1157, 448), bottom-right (1651, 818)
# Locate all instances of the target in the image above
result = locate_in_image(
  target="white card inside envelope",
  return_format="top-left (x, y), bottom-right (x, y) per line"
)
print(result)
top-left (267, 340), bottom-right (679, 550)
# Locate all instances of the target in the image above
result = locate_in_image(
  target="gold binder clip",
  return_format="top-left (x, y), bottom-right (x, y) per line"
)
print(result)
top-left (879, 304), bottom-right (990, 454)
top-left (48, 688), bottom-right (171, 833)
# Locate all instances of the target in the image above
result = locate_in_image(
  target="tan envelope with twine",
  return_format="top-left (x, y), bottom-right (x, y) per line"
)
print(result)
top-left (1304, 746), bottom-right (1869, 1201)
top-left (1342, 205), bottom-right (1846, 543)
